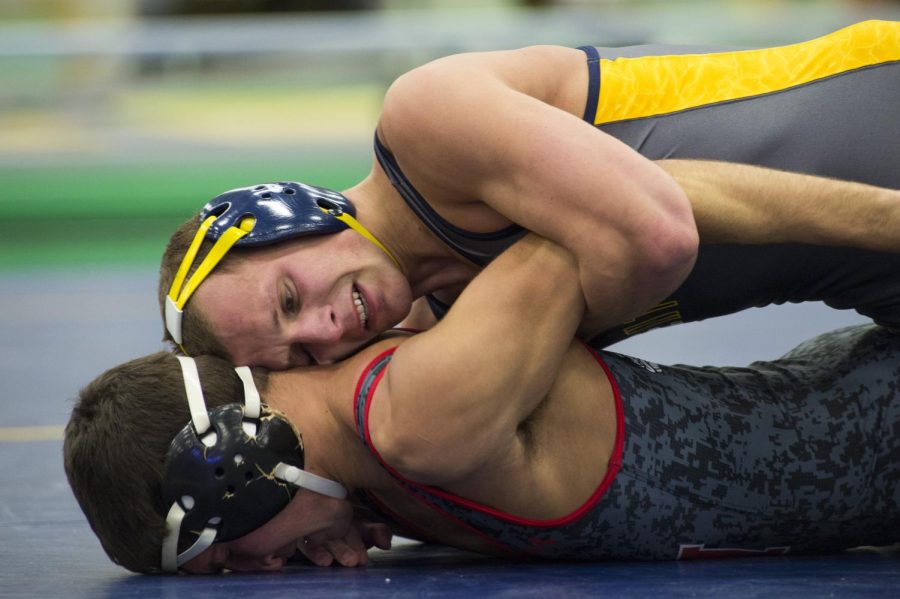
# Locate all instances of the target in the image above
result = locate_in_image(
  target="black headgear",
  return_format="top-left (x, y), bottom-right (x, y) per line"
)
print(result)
top-left (159, 356), bottom-right (346, 573)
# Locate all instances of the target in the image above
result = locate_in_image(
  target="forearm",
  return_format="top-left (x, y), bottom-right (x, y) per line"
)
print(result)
top-left (478, 107), bottom-right (699, 338)
top-left (374, 235), bottom-right (584, 482)
top-left (480, 99), bottom-right (699, 337)
top-left (398, 234), bottom-right (584, 418)
top-left (660, 159), bottom-right (900, 251)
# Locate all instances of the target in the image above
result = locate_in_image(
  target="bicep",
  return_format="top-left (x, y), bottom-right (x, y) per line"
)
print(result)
top-left (386, 57), bottom-right (683, 242)
top-left (471, 88), bottom-right (698, 276)
top-left (367, 236), bottom-right (583, 486)
top-left (368, 325), bottom-right (528, 486)
top-left (472, 97), bottom-right (698, 332)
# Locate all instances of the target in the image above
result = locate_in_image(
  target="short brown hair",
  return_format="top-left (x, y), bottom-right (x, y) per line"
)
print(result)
top-left (158, 214), bottom-right (250, 360)
top-left (63, 352), bottom-right (267, 573)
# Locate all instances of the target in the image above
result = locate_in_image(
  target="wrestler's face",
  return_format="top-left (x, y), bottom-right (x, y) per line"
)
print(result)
top-left (182, 490), bottom-right (354, 574)
top-left (192, 231), bottom-right (413, 369)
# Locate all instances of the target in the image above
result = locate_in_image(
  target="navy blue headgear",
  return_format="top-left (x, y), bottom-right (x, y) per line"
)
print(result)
top-left (165, 181), bottom-right (399, 348)
top-left (202, 181), bottom-right (356, 246)
top-left (159, 357), bottom-right (346, 573)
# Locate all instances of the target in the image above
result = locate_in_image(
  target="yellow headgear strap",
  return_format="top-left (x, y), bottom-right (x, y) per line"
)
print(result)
top-left (164, 208), bottom-right (399, 352)
top-left (325, 207), bottom-right (400, 269)
top-left (165, 215), bottom-right (255, 351)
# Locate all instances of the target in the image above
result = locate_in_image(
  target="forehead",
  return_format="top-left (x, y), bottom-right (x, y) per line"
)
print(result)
top-left (191, 259), bottom-right (284, 365)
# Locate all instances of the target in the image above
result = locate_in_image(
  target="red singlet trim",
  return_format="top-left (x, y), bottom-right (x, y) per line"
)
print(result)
top-left (355, 342), bottom-right (626, 528)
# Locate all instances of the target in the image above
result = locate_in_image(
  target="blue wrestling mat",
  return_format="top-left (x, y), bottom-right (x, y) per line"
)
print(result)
top-left (1, 268), bottom-right (897, 598)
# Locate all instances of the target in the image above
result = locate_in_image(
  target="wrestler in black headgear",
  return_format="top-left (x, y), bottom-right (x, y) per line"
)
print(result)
top-left (159, 356), bottom-right (346, 573)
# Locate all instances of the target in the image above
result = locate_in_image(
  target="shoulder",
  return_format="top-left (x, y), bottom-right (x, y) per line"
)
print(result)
top-left (375, 45), bottom-right (589, 213)
top-left (344, 332), bottom-right (412, 373)
top-left (379, 45), bottom-right (586, 142)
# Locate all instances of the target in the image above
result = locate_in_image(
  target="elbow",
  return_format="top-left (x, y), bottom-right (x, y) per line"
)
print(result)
top-left (639, 187), bottom-right (699, 291)
top-left (655, 209), bottom-right (699, 282)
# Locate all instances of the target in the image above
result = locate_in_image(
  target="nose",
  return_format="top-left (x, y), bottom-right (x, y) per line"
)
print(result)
top-left (283, 305), bottom-right (347, 365)
top-left (291, 305), bottom-right (344, 344)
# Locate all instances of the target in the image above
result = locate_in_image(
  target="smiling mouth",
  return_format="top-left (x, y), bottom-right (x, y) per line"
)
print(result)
top-left (353, 287), bottom-right (369, 330)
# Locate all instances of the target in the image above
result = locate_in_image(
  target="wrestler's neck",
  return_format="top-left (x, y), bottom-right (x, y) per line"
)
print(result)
top-left (266, 365), bottom-right (392, 492)
top-left (342, 169), bottom-right (479, 297)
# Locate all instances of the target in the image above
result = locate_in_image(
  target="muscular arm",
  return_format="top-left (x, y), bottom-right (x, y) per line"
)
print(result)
top-left (380, 47), bottom-right (698, 338)
top-left (660, 160), bottom-right (900, 251)
top-left (369, 235), bottom-right (584, 486)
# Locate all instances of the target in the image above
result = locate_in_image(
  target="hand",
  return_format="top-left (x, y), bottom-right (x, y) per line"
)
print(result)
top-left (298, 520), bottom-right (392, 567)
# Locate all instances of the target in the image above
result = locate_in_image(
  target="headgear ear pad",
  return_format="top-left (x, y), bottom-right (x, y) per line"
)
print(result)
top-left (161, 404), bottom-right (304, 543)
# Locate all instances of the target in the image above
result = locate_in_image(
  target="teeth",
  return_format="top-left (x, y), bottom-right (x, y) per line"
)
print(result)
top-left (353, 290), bottom-right (369, 329)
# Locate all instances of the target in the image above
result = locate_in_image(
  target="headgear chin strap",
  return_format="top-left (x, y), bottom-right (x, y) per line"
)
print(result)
top-left (160, 356), bottom-right (347, 573)
top-left (165, 181), bottom-right (400, 350)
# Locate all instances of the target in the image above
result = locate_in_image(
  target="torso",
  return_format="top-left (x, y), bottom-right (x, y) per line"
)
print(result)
top-left (351, 336), bottom-right (619, 555)
top-left (352, 325), bottom-right (900, 560)
top-left (376, 20), bottom-right (900, 337)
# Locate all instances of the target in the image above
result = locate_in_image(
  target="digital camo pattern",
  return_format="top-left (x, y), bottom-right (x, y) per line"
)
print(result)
top-left (357, 325), bottom-right (899, 560)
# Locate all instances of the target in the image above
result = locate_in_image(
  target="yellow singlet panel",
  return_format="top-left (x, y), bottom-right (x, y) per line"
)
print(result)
top-left (593, 20), bottom-right (900, 125)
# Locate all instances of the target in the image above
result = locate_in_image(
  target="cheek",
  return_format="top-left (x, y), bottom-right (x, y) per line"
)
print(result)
top-left (228, 517), bottom-right (295, 557)
top-left (227, 494), bottom-right (350, 557)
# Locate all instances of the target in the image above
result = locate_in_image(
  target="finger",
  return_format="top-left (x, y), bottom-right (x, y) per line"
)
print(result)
top-left (323, 536), bottom-right (367, 567)
top-left (370, 524), bottom-right (392, 550)
top-left (297, 538), bottom-right (334, 567)
top-left (357, 522), bottom-right (392, 550)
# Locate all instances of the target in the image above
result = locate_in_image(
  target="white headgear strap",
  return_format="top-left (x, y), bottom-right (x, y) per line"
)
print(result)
top-left (160, 357), bottom-right (347, 573)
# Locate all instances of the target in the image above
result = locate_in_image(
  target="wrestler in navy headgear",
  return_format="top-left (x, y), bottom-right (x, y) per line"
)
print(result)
top-left (165, 181), bottom-right (399, 350)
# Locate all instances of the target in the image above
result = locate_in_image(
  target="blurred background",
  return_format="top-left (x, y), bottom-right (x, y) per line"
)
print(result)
top-left (1, 0), bottom-right (898, 428)
top-left (1, 5), bottom-right (898, 592)
top-left (3, 0), bottom-right (899, 271)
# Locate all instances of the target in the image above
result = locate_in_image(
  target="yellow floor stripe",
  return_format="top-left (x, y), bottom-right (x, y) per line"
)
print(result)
top-left (0, 425), bottom-right (65, 442)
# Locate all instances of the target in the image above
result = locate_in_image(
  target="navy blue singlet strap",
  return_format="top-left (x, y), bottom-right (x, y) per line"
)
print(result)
top-left (578, 46), bottom-right (600, 124)
top-left (425, 294), bottom-right (450, 321)
top-left (373, 133), bottom-right (526, 267)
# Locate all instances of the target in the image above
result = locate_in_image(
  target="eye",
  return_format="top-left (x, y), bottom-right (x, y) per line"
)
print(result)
top-left (281, 282), bottom-right (298, 315)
